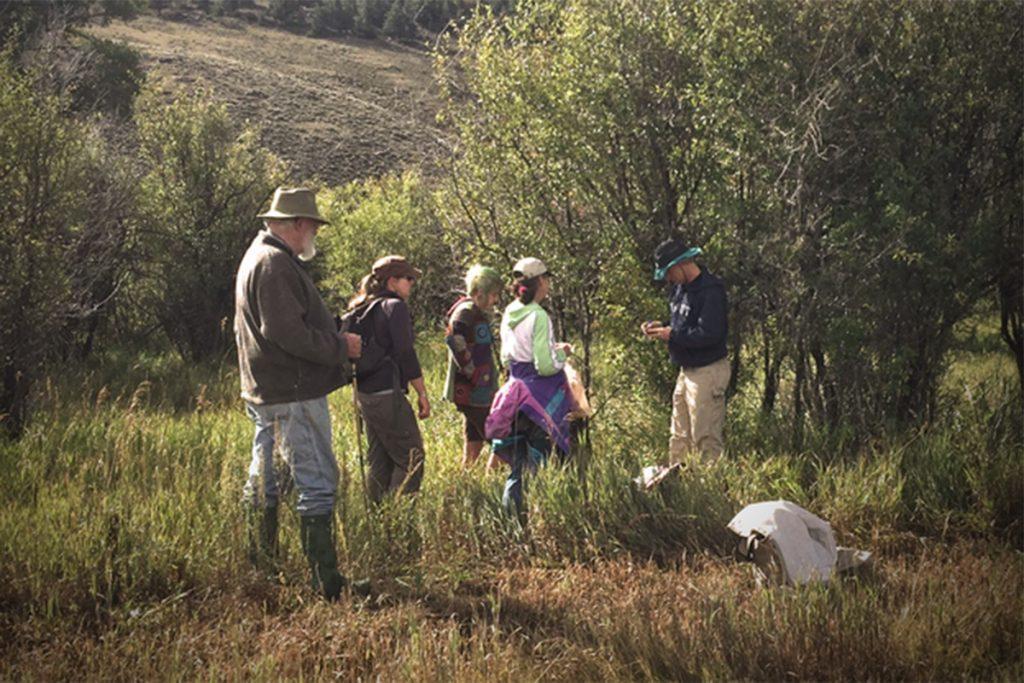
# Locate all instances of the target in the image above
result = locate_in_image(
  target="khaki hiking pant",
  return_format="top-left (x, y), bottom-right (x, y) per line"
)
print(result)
top-left (669, 357), bottom-right (730, 463)
top-left (357, 390), bottom-right (425, 503)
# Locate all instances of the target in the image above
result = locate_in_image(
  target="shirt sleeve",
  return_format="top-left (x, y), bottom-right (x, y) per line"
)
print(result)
top-left (445, 304), bottom-right (476, 375)
top-left (385, 299), bottom-right (423, 382)
top-left (669, 285), bottom-right (727, 350)
top-left (531, 309), bottom-right (566, 376)
top-left (500, 320), bottom-right (512, 368)
top-left (256, 260), bottom-right (344, 366)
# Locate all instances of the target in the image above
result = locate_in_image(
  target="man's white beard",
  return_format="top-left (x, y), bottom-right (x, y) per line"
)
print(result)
top-left (298, 235), bottom-right (317, 262)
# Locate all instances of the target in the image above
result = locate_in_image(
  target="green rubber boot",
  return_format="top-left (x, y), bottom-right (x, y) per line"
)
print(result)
top-left (300, 514), bottom-right (346, 600)
top-left (247, 505), bottom-right (279, 571)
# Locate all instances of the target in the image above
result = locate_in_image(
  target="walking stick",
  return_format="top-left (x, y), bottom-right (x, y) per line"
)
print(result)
top-left (351, 362), bottom-right (370, 509)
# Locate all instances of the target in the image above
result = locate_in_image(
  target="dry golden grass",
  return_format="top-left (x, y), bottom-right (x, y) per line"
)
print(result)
top-left (2, 545), bottom-right (1019, 680)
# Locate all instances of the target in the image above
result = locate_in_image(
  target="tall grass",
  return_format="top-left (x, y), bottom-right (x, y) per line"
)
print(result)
top-left (0, 340), bottom-right (1020, 679)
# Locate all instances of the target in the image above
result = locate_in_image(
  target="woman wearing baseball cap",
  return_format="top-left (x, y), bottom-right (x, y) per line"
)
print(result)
top-left (486, 257), bottom-right (577, 525)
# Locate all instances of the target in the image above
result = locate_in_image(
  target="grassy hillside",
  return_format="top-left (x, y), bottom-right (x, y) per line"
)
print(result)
top-left (88, 14), bottom-right (445, 183)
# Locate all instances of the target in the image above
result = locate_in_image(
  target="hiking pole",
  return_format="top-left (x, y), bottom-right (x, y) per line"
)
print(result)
top-left (351, 362), bottom-right (370, 510)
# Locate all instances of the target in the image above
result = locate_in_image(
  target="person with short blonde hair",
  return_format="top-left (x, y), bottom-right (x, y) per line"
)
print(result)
top-left (443, 264), bottom-right (503, 468)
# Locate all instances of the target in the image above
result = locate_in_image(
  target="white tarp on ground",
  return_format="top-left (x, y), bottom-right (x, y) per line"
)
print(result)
top-left (728, 500), bottom-right (838, 585)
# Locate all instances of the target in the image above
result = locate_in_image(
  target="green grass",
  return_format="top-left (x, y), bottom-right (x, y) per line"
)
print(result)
top-left (0, 339), bottom-right (1020, 679)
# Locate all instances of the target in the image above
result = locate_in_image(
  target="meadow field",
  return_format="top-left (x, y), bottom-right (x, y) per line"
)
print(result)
top-left (1, 335), bottom-right (1019, 680)
top-left (2, 1), bottom-right (1021, 679)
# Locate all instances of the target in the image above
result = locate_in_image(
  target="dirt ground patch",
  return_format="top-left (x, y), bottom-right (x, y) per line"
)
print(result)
top-left (88, 15), bottom-right (447, 184)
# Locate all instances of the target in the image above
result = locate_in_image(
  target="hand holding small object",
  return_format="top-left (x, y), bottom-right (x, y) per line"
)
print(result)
top-left (641, 322), bottom-right (670, 342)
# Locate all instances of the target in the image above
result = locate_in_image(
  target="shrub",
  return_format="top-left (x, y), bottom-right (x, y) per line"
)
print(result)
top-left (0, 56), bottom-right (100, 436)
top-left (70, 36), bottom-right (143, 117)
top-left (133, 81), bottom-right (285, 362)
top-left (213, 0), bottom-right (240, 16)
top-left (317, 172), bottom-right (455, 323)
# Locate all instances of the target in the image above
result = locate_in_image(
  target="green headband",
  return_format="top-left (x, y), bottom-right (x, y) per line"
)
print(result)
top-left (653, 247), bottom-right (702, 280)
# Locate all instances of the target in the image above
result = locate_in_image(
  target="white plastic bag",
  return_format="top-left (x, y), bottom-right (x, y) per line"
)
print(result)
top-left (728, 500), bottom-right (838, 586)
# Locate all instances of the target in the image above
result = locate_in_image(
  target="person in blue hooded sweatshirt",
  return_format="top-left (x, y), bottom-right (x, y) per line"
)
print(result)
top-left (642, 238), bottom-right (730, 462)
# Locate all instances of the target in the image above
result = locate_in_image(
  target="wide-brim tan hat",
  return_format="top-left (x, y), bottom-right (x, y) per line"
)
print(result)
top-left (257, 187), bottom-right (329, 224)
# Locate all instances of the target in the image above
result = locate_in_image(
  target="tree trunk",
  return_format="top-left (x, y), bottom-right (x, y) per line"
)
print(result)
top-left (999, 273), bottom-right (1023, 391)
top-left (792, 342), bottom-right (806, 451)
top-left (761, 319), bottom-right (778, 414)
top-left (1, 364), bottom-right (31, 440)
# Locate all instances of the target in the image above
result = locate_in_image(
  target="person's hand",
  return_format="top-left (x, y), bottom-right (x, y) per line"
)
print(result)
top-left (417, 393), bottom-right (431, 419)
top-left (555, 342), bottom-right (574, 356)
top-left (652, 327), bottom-right (671, 342)
top-left (641, 320), bottom-right (658, 336)
top-left (343, 332), bottom-right (362, 359)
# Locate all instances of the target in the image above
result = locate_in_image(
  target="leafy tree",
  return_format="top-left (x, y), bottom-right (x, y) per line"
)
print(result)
top-left (728, 0), bottom-right (1024, 434)
top-left (438, 0), bottom-right (762, 396)
top-left (354, 0), bottom-right (388, 37)
top-left (382, 0), bottom-right (416, 40)
top-left (438, 0), bottom-right (1023, 442)
top-left (0, 56), bottom-right (120, 437)
top-left (268, 0), bottom-right (306, 29)
top-left (133, 81), bottom-right (285, 362)
top-left (0, 0), bottom-right (139, 55)
top-left (317, 171), bottom-right (454, 322)
top-left (310, 0), bottom-right (356, 36)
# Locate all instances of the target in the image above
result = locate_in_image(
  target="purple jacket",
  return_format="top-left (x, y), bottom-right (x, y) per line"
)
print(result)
top-left (485, 361), bottom-right (576, 455)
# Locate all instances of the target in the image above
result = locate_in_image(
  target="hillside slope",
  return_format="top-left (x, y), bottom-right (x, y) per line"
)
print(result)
top-left (88, 15), bottom-right (446, 183)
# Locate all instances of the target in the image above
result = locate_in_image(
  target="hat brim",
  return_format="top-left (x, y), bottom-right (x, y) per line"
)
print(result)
top-left (653, 247), bottom-right (702, 280)
top-left (378, 265), bottom-right (423, 281)
top-left (512, 269), bottom-right (552, 279)
top-left (257, 209), bottom-right (330, 225)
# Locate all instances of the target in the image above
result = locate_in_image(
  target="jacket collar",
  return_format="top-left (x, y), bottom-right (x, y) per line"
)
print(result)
top-left (675, 270), bottom-right (708, 292)
top-left (259, 229), bottom-right (295, 258)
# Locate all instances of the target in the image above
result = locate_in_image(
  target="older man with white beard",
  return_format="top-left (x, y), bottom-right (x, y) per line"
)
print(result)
top-left (234, 186), bottom-right (366, 600)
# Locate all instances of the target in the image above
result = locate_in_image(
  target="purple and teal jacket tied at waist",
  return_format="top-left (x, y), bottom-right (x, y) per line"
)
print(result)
top-left (485, 361), bottom-right (577, 458)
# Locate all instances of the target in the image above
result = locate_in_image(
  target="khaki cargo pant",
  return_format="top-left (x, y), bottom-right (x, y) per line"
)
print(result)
top-left (357, 390), bottom-right (425, 503)
top-left (669, 357), bottom-right (730, 463)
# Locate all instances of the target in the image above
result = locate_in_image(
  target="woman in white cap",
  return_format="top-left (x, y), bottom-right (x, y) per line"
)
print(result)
top-left (486, 257), bottom-right (576, 524)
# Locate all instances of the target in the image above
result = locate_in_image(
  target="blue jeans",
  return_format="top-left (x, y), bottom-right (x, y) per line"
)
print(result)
top-left (243, 396), bottom-right (338, 517)
top-left (501, 414), bottom-right (552, 523)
